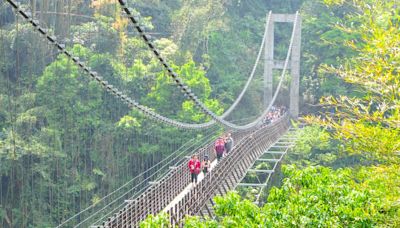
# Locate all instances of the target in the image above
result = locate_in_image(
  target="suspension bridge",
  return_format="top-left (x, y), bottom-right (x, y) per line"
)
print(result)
top-left (4, 0), bottom-right (302, 227)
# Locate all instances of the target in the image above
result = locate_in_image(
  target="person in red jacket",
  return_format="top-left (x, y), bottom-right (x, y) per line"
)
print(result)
top-left (214, 137), bottom-right (225, 162)
top-left (188, 154), bottom-right (201, 187)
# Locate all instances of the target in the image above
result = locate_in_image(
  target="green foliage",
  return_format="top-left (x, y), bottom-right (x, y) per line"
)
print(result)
top-left (147, 60), bottom-right (223, 122)
top-left (305, 0), bottom-right (400, 163)
top-left (213, 191), bottom-right (263, 227)
top-left (117, 115), bottom-right (141, 129)
top-left (143, 164), bottom-right (400, 227)
top-left (293, 125), bottom-right (332, 157)
top-left (140, 212), bottom-right (170, 228)
top-left (299, 0), bottom-right (363, 108)
top-left (183, 216), bottom-right (218, 228)
top-left (263, 165), bottom-right (400, 227)
top-left (226, 166), bottom-right (398, 227)
top-left (330, 121), bottom-right (400, 162)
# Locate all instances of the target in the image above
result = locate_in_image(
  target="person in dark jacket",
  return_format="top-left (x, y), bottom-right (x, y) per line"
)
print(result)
top-left (224, 133), bottom-right (234, 154)
top-left (202, 155), bottom-right (210, 174)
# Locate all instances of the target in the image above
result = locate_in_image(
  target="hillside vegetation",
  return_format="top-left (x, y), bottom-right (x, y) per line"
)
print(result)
top-left (0, 0), bottom-right (399, 227)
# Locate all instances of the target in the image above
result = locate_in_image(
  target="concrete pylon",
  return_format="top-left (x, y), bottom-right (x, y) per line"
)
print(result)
top-left (263, 13), bottom-right (301, 118)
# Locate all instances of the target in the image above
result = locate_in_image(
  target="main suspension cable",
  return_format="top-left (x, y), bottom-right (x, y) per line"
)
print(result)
top-left (118, 0), bottom-right (277, 130)
top-left (119, 0), bottom-right (298, 130)
top-left (6, 1), bottom-right (296, 131)
top-left (5, 0), bottom-right (221, 130)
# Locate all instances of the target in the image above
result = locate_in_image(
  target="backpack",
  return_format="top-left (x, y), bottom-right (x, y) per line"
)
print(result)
top-left (215, 138), bottom-right (225, 154)
top-left (225, 137), bottom-right (233, 151)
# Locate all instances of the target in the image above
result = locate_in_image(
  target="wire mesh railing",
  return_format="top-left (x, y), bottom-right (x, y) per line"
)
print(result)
top-left (99, 115), bottom-right (289, 227)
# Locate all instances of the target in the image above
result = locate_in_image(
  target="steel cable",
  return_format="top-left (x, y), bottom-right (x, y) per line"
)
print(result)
top-left (178, 116), bottom-right (289, 221)
top-left (7, 1), bottom-right (289, 131)
top-left (72, 114), bottom-right (254, 228)
top-left (118, 0), bottom-right (298, 130)
top-left (4, 0), bottom-right (216, 130)
top-left (221, 11), bottom-right (272, 119)
top-left (57, 125), bottom-right (217, 227)
top-left (88, 116), bottom-right (255, 227)
top-left (4, 1), bottom-right (299, 225)
top-left (77, 127), bottom-right (221, 228)
top-left (118, 0), bottom-right (279, 130)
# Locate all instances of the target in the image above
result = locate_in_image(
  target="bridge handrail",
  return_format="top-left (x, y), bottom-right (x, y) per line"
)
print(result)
top-left (71, 126), bottom-right (225, 227)
top-left (166, 115), bottom-right (290, 225)
top-left (101, 126), bottom-right (257, 226)
top-left (86, 117), bottom-right (256, 227)
top-left (101, 115), bottom-right (289, 227)
top-left (85, 131), bottom-right (219, 227)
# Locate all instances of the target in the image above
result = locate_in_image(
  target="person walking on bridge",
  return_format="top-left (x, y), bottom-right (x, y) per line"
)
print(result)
top-left (214, 137), bottom-right (225, 162)
top-left (224, 133), bottom-right (234, 154)
top-left (202, 155), bottom-right (210, 174)
top-left (188, 154), bottom-right (201, 187)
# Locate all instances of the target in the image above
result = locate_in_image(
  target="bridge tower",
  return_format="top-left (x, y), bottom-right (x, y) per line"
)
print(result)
top-left (264, 13), bottom-right (301, 118)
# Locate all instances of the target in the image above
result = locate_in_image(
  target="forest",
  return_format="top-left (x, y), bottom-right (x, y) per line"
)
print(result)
top-left (0, 0), bottom-right (399, 227)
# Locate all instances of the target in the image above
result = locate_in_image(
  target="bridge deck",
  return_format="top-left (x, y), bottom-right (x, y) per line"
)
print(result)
top-left (99, 116), bottom-right (291, 227)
